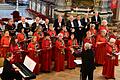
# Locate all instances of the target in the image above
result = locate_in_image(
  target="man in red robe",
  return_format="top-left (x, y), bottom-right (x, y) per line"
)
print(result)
top-left (55, 33), bottom-right (65, 72)
top-left (102, 38), bottom-right (118, 79)
top-left (41, 33), bottom-right (52, 72)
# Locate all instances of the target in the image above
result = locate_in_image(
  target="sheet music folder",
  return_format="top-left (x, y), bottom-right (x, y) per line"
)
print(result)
top-left (13, 56), bottom-right (36, 79)
top-left (74, 60), bottom-right (82, 65)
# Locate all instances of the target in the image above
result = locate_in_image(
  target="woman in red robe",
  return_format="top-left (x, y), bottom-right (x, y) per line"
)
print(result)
top-left (1, 30), bottom-right (11, 58)
top-left (55, 33), bottom-right (65, 72)
top-left (33, 27), bottom-right (44, 43)
top-left (17, 28), bottom-right (27, 50)
top-left (27, 36), bottom-right (40, 74)
top-left (98, 20), bottom-right (109, 33)
top-left (83, 31), bottom-right (95, 51)
top-left (48, 25), bottom-right (56, 37)
top-left (60, 26), bottom-right (69, 46)
top-left (10, 37), bottom-right (23, 63)
top-left (48, 25), bottom-right (56, 60)
top-left (89, 24), bottom-right (97, 37)
top-left (102, 38), bottom-right (118, 79)
top-left (66, 33), bottom-right (78, 69)
top-left (41, 33), bottom-right (52, 72)
top-left (95, 30), bottom-right (107, 65)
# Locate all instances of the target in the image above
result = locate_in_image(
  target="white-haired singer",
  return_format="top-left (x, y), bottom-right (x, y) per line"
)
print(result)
top-left (102, 38), bottom-right (118, 79)
top-left (81, 43), bottom-right (95, 80)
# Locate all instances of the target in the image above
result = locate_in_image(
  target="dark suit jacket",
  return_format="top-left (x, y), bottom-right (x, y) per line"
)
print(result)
top-left (91, 15), bottom-right (101, 30)
top-left (31, 22), bottom-right (42, 33)
top-left (5, 24), bottom-right (16, 36)
top-left (81, 49), bottom-right (95, 72)
top-left (66, 20), bottom-right (77, 32)
top-left (41, 23), bottom-right (49, 33)
top-left (54, 19), bottom-right (65, 34)
top-left (17, 22), bottom-right (30, 32)
top-left (2, 59), bottom-right (16, 80)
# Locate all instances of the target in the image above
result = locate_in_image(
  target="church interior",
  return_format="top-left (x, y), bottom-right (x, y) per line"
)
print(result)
top-left (0, 0), bottom-right (120, 80)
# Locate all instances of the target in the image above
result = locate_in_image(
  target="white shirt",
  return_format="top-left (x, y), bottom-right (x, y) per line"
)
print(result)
top-left (45, 24), bottom-right (48, 28)
top-left (23, 23), bottom-right (26, 28)
top-left (59, 22), bottom-right (61, 27)
top-left (95, 16), bottom-right (98, 22)
top-left (71, 22), bottom-right (74, 27)
top-left (85, 19), bottom-right (87, 23)
top-left (78, 20), bottom-right (81, 27)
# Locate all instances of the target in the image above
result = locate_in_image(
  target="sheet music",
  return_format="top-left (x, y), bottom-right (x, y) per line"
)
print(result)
top-left (118, 55), bottom-right (120, 60)
top-left (74, 60), bottom-right (82, 65)
top-left (0, 67), bottom-right (3, 74)
top-left (23, 56), bottom-right (36, 72)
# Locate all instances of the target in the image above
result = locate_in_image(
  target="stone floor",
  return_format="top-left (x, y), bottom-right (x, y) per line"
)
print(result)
top-left (34, 61), bottom-right (120, 80)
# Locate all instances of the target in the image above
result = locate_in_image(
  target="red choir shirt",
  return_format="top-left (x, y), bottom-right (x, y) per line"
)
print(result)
top-left (48, 30), bottom-right (56, 37)
top-left (34, 31), bottom-right (44, 42)
top-left (89, 29), bottom-right (97, 36)
top-left (28, 42), bottom-right (36, 50)
top-left (109, 34), bottom-right (116, 39)
top-left (1, 36), bottom-right (11, 46)
top-left (60, 30), bottom-right (69, 38)
top-left (98, 25), bottom-right (109, 33)
top-left (68, 39), bottom-right (78, 47)
top-left (106, 43), bottom-right (118, 56)
top-left (116, 40), bottom-right (120, 51)
top-left (96, 34), bottom-right (107, 47)
top-left (17, 33), bottom-right (25, 42)
top-left (42, 39), bottom-right (51, 49)
top-left (55, 39), bottom-right (65, 49)
top-left (83, 37), bottom-right (95, 50)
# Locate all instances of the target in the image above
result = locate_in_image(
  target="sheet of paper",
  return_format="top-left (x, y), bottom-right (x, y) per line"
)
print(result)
top-left (23, 56), bottom-right (36, 72)
top-left (118, 55), bottom-right (120, 60)
top-left (74, 60), bottom-right (82, 64)
top-left (0, 67), bottom-right (3, 74)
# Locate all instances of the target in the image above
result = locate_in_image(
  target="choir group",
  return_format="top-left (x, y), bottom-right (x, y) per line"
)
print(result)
top-left (0, 11), bottom-right (119, 80)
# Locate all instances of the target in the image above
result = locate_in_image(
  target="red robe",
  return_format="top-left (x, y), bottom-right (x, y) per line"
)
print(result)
top-left (98, 25), bottom-right (109, 33)
top-left (0, 36), bottom-right (11, 58)
top-left (83, 37), bottom-right (95, 51)
top-left (55, 39), bottom-right (65, 72)
top-left (48, 30), bottom-right (56, 60)
top-left (102, 43), bottom-right (118, 79)
top-left (95, 34), bottom-right (107, 65)
top-left (115, 40), bottom-right (120, 66)
top-left (66, 39), bottom-right (78, 69)
top-left (109, 34), bottom-right (116, 39)
top-left (33, 31), bottom-right (44, 42)
top-left (48, 30), bottom-right (56, 37)
top-left (60, 30), bottom-right (69, 46)
top-left (10, 44), bottom-right (23, 63)
top-left (17, 32), bottom-right (27, 50)
top-left (41, 39), bottom-right (52, 72)
top-left (89, 29), bottom-right (97, 36)
top-left (34, 31), bottom-right (44, 48)
top-left (17, 33), bottom-right (25, 42)
top-left (27, 42), bottom-right (40, 74)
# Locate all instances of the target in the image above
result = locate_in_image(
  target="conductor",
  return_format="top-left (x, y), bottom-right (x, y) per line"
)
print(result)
top-left (81, 43), bottom-right (95, 80)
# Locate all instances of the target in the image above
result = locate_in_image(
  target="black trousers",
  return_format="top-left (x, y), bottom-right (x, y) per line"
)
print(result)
top-left (1, 72), bottom-right (22, 80)
top-left (82, 70), bottom-right (94, 80)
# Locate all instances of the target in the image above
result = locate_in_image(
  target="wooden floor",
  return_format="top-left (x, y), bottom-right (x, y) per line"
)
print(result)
top-left (35, 61), bottom-right (120, 80)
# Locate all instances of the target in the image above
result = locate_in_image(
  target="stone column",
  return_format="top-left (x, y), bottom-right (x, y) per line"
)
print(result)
top-left (116, 1), bottom-right (120, 21)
